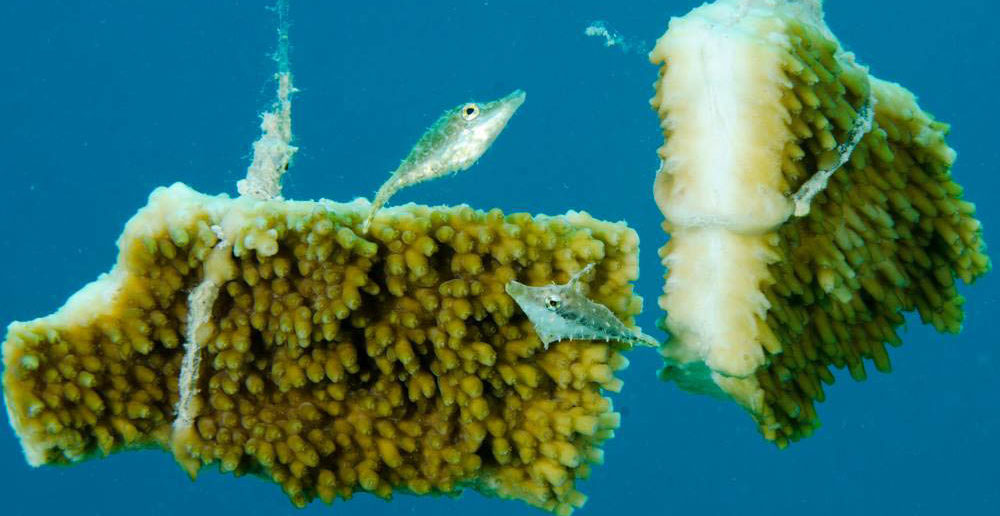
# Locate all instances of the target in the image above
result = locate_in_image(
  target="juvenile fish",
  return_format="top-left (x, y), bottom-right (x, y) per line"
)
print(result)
top-left (361, 89), bottom-right (526, 233)
top-left (506, 264), bottom-right (659, 349)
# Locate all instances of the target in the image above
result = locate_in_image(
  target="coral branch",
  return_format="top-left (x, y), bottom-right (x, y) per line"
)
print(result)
top-left (2, 184), bottom-right (641, 515)
top-left (649, 0), bottom-right (989, 446)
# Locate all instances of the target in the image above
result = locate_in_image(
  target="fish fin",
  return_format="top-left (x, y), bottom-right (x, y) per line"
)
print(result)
top-left (504, 279), bottom-right (525, 296)
top-left (636, 331), bottom-right (660, 347)
top-left (569, 263), bottom-right (596, 290)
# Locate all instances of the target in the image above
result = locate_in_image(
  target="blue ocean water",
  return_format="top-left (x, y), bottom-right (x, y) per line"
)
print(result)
top-left (1, 0), bottom-right (996, 514)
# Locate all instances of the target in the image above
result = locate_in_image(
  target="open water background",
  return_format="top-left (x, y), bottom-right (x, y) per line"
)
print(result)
top-left (0, 1), bottom-right (997, 514)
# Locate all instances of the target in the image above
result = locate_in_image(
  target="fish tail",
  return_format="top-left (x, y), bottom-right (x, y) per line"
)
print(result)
top-left (361, 175), bottom-right (401, 234)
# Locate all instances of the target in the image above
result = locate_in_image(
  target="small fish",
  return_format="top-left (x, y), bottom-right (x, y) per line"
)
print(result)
top-left (361, 89), bottom-right (526, 233)
top-left (505, 264), bottom-right (659, 349)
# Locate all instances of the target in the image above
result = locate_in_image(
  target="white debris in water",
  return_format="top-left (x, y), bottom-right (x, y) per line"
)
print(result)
top-left (585, 20), bottom-right (648, 55)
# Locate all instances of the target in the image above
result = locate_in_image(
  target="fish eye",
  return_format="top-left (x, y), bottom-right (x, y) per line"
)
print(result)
top-left (461, 103), bottom-right (480, 121)
top-left (545, 295), bottom-right (561, 310)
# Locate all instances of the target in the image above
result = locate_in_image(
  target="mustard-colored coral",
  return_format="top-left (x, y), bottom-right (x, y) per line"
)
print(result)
top-left (649, 0), bottom-right (989, 447)
top-left (2, 183), bottom-right (641, 515)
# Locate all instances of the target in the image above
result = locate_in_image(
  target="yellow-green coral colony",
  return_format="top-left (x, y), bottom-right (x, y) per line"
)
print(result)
top-left (2, 183), bottom-right (642, 515)
top-left (649, 0), bottom-right (989, 447)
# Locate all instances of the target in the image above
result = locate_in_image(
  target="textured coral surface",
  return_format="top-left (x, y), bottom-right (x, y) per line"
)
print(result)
top-left (2, 183), bottom-right (642, 515)
top-left (650, 1), bottom-right (990, 447)
top-left (750, 20), bottom-right (989, 445)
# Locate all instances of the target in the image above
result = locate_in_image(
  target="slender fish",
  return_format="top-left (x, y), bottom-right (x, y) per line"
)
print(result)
top-left (361, 89), bottom-right (526, 233)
